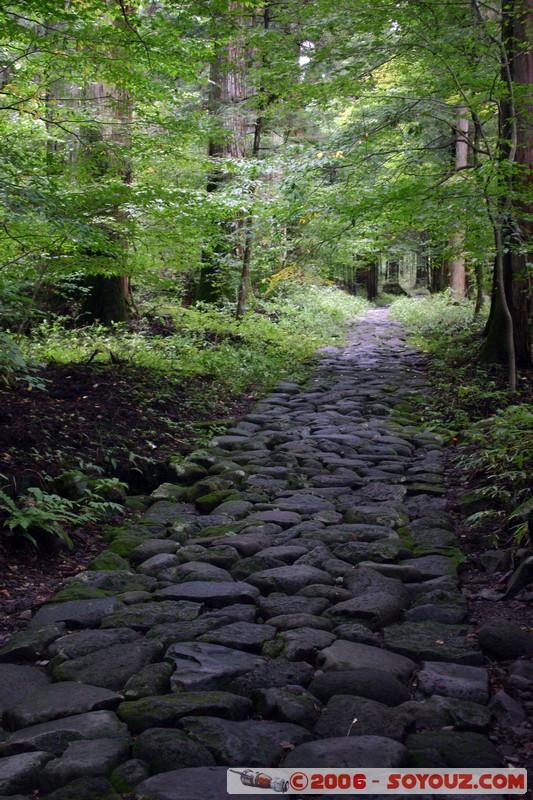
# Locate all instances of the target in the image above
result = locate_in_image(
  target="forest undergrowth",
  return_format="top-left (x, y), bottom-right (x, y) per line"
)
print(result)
top-left (390, 293), bottom-right (533, 551)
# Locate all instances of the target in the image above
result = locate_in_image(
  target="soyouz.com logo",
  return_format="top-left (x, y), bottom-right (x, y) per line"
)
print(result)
top-left (227, 768), bottom-right (527, 794)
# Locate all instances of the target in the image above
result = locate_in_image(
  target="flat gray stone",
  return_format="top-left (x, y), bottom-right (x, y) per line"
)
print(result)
top-left (314, 695), bottom-right (411, 740)
top-left (246, 511), bottom-right (302, 529)
top-left (258, 545), bottom-right (309, 563)
top-left (212, 500), bottom-right (254, 518)
top-left (416, 662), bottom-right (489, 705)
top-left (317, 640), bottom-right (415, 682)
top-left (137, 554), bottom-right (180, 576)
top-left (357, 562), bottom-right (425, 582)
top-left (43, 776), bottom-right (121, 799)
top-left (52, 640), bottom-right (163, 691)
top-left (4, 711), bottom-right (128, 757)
top-left (259, 595), bottom-right (329, 619)
top-left (405, 731), bottom-right (502, 767)
top-left (69, 570), bottom-right (157, 595)
top-left (308, 669), bottom-right (410, 707)
top-left (166, 642), bottom-right (264, 691)
top-left (101, 601), bottom-right (201, 631)
top-left (383, 621), bottom-right (483, 665)
top-left (117, 692), bottom-right (251, 733)
top-left (30, 599), bottom-right (124, 629)
top-left (39, 738), bottom-right (129, 793)
top-left (324, 592), bottom-right (404, 631)
top-left (478, 621), bottom-right (533, 660)
top-left (266, 613), bottom-right (333, 631)
top-left (132, 728), bottom-right (215, 772)
top-left (312, 525), bottom-right (397, 545)
top-left (199, 622), bottom-right (276, 653)
top-left (0, 666), bottom-right (50, 717)
top-left (164, 562), bottom-right (234, 583)
top-left (251, 686), bottom-right (322, 728)
top-left (230, 554), bottom-right (286, 579)
top-left (155, 582), bottom-right (260, 607)
top-left (399, 696), bottom-right (491, 732)
top-left (264, 628), bottom-right (336, 662)
top-left (131, 540), bottom-right (180, 565)
top-left (48, 628), bottom-right (141, 662)
top-left (245, 565), bottom-right (334, 594)
top-left (207, 532), bottom-right (272, 556)
top-left (352, 482), bottom-right (407, 503)
top-left (333, 539), bottom-right (401, 565)
top-left (344, 505), bottom-right (408, 529)
top-left (274, 494), bottom-right (335, 514)
top-left (283, 736), bottom-right (407, 767)
top-left (401, 555), bottom-right (457, 579)
top-left (177, 717), bottom-right (312, 766)
top-left (0, 752), bottom-right (54, 795)
top-left (297, 585), bottom-right (352, 603)
top-left (0, 623), bottom-right (67, 663)
top-left (488, 691), bottom-right (526, 727)
top-left (227, 659), bottom-right (315, 695)
top-left (3, 683), bottom-right (121, 732)
top-left (134, 767), bottom-right (250, 800)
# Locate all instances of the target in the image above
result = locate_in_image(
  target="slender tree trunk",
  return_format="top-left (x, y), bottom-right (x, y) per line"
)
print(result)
top-left (449, 107), bottom-right (469, 299)
top-left (236, 7), bottom-right (270, 320)
top-left (481, 0), bottom-right (532, 369)
top-left (198, 3), bottom-right (248, 305)
top-left (383, 259), bottom-right (407, 294)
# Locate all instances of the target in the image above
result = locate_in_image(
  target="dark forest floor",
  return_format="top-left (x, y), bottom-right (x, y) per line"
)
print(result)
top-left (0, 361), bottom-right (257, 642)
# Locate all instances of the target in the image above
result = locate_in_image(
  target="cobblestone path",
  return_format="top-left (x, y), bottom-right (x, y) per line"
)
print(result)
top-left (0, 309), bottom-right (525, 799)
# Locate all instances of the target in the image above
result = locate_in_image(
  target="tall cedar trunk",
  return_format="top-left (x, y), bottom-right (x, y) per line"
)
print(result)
top-left (448, 107), bottom-right (469, 298)
top-left (80, 6), bottom-right (133, 325)
top-left (197, 3), bottom-right (248, 304)
top-left (482, 0), bottom-right (533, 368)
top-left (79, 81), bottom-right (132, 324)
top-left (236, 6), bottom-right (272, 320)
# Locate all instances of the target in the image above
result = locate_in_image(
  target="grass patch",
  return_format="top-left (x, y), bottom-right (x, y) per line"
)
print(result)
top-left (27, 286), bottom-right (370, 397)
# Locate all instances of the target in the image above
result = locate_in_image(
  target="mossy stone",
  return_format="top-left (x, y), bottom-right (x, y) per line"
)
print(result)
top-left (194, 490), bottom-right (237, 514)
top-left (88, 552), bottom-right (129, 572)
top-left (53, 586), bottom-right (110, 603)
top-left (110, 759), bottom-right (149, 792)
top-left (107, 532), bottom-right (149, 558)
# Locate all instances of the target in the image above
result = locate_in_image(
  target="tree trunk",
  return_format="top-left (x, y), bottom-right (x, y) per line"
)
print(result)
top-left (383, 260), bottom-right (407, 295)
top-left (414, 251), bottom-right (429, 291)
top-left (236, 6), bottom-right (270, 320)
top-left (482, 0), bottom-right (532, 368)
top-left (449, 107), bottom-right (469, 299)
top-left (198, 3), bottom-right (249, 305)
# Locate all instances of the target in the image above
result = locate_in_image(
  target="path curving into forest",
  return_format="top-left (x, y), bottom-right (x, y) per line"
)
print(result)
top-left (0, 308), bottom-right (525, 799)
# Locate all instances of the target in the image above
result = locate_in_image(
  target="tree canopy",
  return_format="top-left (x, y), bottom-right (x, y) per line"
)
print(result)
top-left (0, 0), bottom-right (531, 375)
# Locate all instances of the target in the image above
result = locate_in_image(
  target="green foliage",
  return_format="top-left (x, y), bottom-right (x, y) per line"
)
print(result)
top-left (0, 476), bottom-right (126, 548)
top-left (388, 293), bottom-right (479, 341)
top-left (25, 285), bottom-right (369, 395)
top-left (0, 331), bottom-right (46, 389)
top-left (457, 406), bottom-right (533, 543)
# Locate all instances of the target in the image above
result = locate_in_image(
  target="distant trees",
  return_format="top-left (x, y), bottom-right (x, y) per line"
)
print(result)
top-left (0, 0), bottom-right (530, 376)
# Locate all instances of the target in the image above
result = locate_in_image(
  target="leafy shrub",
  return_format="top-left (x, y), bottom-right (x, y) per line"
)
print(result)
top-left (0, 477), bottom-right (126, 549)
top-left (25, 285), bottom-right (370, 396)
top-left (0, 331), bottom-right (46, 389)
top-left (456, 405), bottom-right (533, 542)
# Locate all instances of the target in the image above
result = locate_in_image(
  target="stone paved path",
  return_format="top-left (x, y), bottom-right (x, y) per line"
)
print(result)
top-left (0, 309), bottom-right (522, 799)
